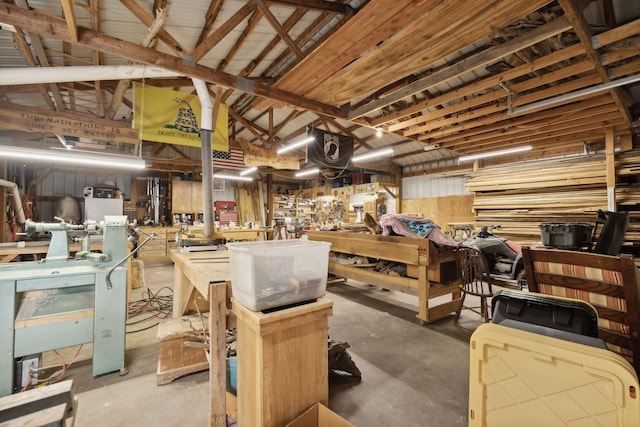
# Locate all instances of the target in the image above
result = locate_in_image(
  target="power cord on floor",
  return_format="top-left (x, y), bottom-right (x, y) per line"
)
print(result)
top-left (20, 345), bottom-right (84, 392)
top-left (126, 286), bottom-right (173, 333)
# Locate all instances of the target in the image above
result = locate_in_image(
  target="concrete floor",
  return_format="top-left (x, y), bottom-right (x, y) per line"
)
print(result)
top-left (55, 258), bottom-right (485, 427)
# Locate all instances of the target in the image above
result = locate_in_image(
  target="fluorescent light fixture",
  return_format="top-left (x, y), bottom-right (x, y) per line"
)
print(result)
top-left (351, 147), bottom-right (394, 163)
top-left (239, 166), bottom-right (257, 176)
top-left (510, 73), bottom-right (640, 116)
top-left (295, 167), bottom-right (320, 177)
top-left (213, 173), bottom-right (253, 181)
top-left (458, 145), bottom-right (532, 163)
top-left (276, 135), bottom-right (315, 155)
top-left (0, 145), bottom-right (146, 170)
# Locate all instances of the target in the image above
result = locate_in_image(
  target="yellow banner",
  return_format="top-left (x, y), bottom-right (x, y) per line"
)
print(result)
top-left (133, 82), bottom-right (228, 150)
top-left (237, 138), bottom-right (300, 170)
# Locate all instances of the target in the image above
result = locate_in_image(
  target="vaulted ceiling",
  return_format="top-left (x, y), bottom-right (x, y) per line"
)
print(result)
top-left (0, 0), bottom-right (639, 177)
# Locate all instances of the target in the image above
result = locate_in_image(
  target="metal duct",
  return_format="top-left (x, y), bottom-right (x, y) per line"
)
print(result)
top-left (0, 179), bottom-right (26, 227)
top-left (193, 79), bottom-right (215, 238)
top-left (0, 65), bottom-right (182, 86)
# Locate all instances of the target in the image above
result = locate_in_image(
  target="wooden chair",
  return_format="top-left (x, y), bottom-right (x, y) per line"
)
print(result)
top-left (522, 246), bottom-right (640, 376)
top-left (455, 247), bottom-right (494, 322)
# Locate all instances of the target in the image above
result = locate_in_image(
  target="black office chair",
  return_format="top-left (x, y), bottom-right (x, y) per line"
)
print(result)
top-left (591, 210), bottom-right (629, 256)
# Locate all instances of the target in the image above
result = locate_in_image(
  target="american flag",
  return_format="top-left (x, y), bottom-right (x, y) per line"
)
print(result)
top-left (212, 148), bottom-right (245, 171)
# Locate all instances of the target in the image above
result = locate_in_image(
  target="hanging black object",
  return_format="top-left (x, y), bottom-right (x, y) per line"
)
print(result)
top-left (308, 128), bottom-right (354, 169)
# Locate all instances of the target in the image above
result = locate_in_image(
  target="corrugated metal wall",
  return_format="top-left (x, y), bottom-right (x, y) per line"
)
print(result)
top-left (35, 171), bottom-right (238, 223)
top-left (35, 169), bottom-right (133, 222)
top-left (402, 175), bottom-right (471, 199)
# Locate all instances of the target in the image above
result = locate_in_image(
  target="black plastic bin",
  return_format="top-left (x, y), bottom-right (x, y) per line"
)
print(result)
top-left (539, 222), bottom-right (592, 249)
top-left (491, 289), bottom-right (599, 337)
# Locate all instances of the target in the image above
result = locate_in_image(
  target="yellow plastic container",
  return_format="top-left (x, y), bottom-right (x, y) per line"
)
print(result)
top-left (469, 323), bottom-right (640, 426)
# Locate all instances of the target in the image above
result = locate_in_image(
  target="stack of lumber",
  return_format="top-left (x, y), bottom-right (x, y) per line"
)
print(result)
top-left (465, 151), bottom-right (640, 251)
top-left (615, 151), bottom-right (640, 245)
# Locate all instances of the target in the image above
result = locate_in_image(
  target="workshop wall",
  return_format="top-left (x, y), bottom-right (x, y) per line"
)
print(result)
top-left (400, 174), bottom-right (474, 228)
top-left (34, 169), bottom-right (132, 222)
top-left (402, 174), bottom-right (470, 198)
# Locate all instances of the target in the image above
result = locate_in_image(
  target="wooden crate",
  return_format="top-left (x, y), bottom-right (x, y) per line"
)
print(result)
top-left (156, 315), bottom-right (209, 385)
top-left (233, 298), bottom-right (333, 427)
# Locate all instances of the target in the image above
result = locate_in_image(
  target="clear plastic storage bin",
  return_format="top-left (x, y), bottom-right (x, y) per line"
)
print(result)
top-left (227, 239), bottom-right (331, 311)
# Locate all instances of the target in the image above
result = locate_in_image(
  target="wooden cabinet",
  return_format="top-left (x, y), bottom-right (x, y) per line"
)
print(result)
top-left (232, 298), bottom-right (332, 427)
top-left (172, 180), bottom-right (204, 214)
top-left (137, 226), bottom-right (179, 259)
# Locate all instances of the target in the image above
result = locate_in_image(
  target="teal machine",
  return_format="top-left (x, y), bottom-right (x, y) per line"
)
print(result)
top-left (0, 215), bottom-right (140, 396)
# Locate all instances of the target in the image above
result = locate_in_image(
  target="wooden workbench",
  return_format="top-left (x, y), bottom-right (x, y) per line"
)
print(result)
top-left (307, 230), bottom-right (461, 324)
top-left (170, 249), bottom-right (231, 317)
top-left (215, 228), bottom-right (272, 241)
top-left (186, 227), bottom-right (273, 242)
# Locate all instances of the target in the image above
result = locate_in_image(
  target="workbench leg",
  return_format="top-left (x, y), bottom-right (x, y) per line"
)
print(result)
top-left (0, 280), bottom-right (16, 396)
top-left (209, 282), bottom-right (227, 427)
top-left (417, 268), bottom-right (429, 325)
top-left (173, 263), bottom-right (196, 317)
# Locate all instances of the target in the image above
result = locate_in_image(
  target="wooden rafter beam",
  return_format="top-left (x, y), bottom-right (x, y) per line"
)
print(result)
top-left (120, 0), bottom-right (186, 56)
top-left (60, 0), bottom-right (78, 42)
top-left (191, 2), bottom-right (256, 61)
top-left (256, 2), bottom-right (304, 60)
top-left (217, 8), bottom-right (261, 72)
top-left (221, 6), bottom-right (306, 105)
top-left (430, 99), bottom-right (619, 149)
top-left (375, 44), bottom-right (586, 129)
top-left (153, 0), bottom-right (168, 14)
top-left (257, 7), bottom-right (344, 91)
top-left (420, 96), bottom-right (614, 145)
top-left (272, 110), bottom-right (303, 138)
top-left (324, 116), bottom-right (373, 151)
top-left (90, 0), bottom-right (103, 119)
top-left (452, 115), bottom-right (626, 154)
top-left (228, 108), bottom-right (268, 146)
top-left (10, 31), bottom-right (56, 110)
top-left (0, 3), bottom-right (346, 119)
top-left (195, 0), bottom-right (224, 47)
top-left (405, 70), bottom-right (603, 138)
top-left (14, 0), bottom-right (66, 111)
top-left (349, 15), bottom-right (572, 119)
top-left (557, 0), bottom-right (632, 128)
top-left (106, 8), bottom-right (168, 119)
top-left (265, 0), bottom-right (353, 15)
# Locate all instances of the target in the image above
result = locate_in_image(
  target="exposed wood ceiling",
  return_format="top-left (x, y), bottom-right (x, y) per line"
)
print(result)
top-left (0, 0), bottom-right (639, 177)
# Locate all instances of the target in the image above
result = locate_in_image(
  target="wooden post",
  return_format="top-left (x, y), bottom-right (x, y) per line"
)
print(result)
top-left (209, 281), bottom-right (227, 427)
top-left (266, 175), bottom-right (274, 230)
top-left (605, 127), bottom-right (616, 211)
top-left (394, 167), bottom-right (402, 213)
